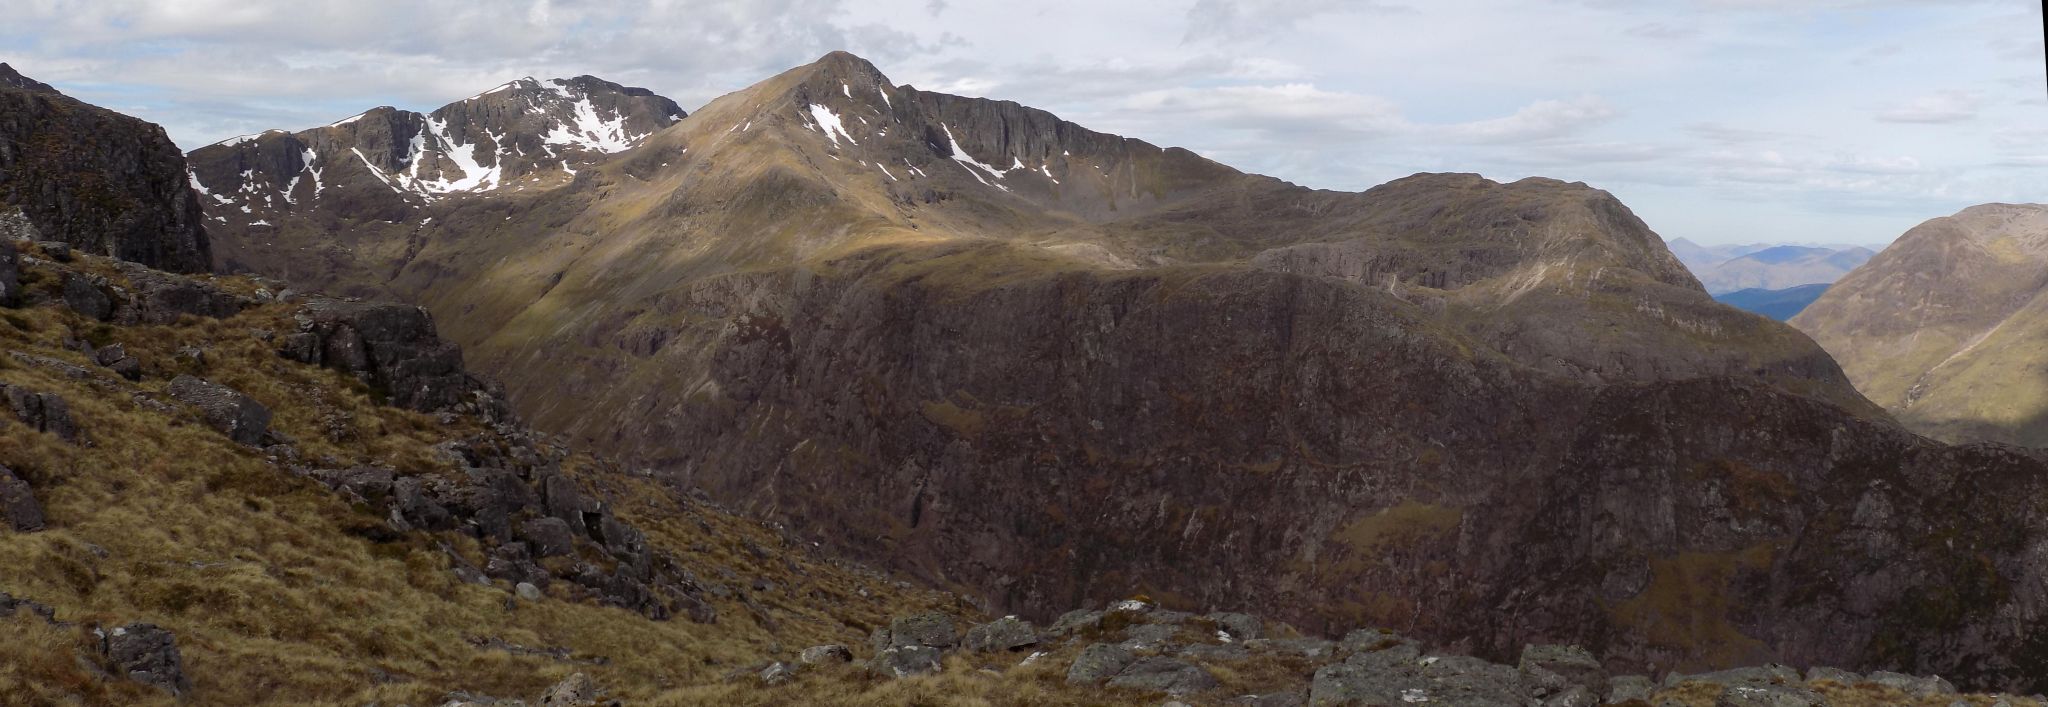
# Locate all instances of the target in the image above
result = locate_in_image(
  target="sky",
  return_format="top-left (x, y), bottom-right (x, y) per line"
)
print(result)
top-left (1, 0), bottom-right (2042, 246)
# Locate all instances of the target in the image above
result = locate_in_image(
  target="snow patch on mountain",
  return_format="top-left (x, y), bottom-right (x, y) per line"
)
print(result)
top-left (939, 123), bottom-right (1015, 191)
top-left (544, 95), bottom-right (645, 153)
top-left (807, 103), bottom-right (858, 147)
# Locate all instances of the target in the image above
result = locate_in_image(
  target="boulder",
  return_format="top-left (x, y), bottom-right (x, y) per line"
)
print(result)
top-left (519, 517), bottom-right (578, 557)
top-left (103, 623), bottom-right (191, 695)
top-left (537, 672), bottom-right (595, 706)
top-left (1715, 684), bottom-right (1825, 707)
top-left (888, 612), bottom-right (958, 650)
top-left (165, 375), bottom-right (270, 446)
top-left (121, 269), bottom-right (246, 325)
top-left (2, 384), bottom-right (79, 442)
top-left (1066, 643), bottom-right (1134, 685)
top-left (759, 661), bottom-right (796, 685)
top-left (1518, 644), bottom-right (1604, 691)
top-left (1118, 622), bottom-right (1180, 650)
top-left (1866, 671), bottom-right (1956, 697)
top-left (61, 274), bottom-right (112, 320)
top-left (0, 240), bottom-right (17, 305)
top-left (964, 615), bottom-right (1038, 652)
top-left (1310, 662), bottom-right (1426, 706)
top-left (1803, 666), bottom-right (1862, 684)
top-left (0, 464), bottom-right (45, 532)
top-left (515, 582), bottom-right (543, 601)
top-left (1048, 608), bottom-right (1103, 636)
top-left (95, 344), bottom-right (142, 381)
top-left (1207, 611), bottom-right (1262, 641)
top-left (1606, 675), bottom-right (1655, 703)
top-left (800, 644), bottom-right (853, 665)
top-left (1180, 643), bottom-right (1251, 662)
top-left (1669, 665), bottom-right (1800, 689)
top-left (1105, 656), bottom-right (1218, 695)
top-left (868, 645), bottom-right (942, 678)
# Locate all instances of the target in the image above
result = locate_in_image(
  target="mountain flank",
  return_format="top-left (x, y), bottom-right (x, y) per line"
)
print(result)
top-left (1793, 203), bottom-right (2048, 446)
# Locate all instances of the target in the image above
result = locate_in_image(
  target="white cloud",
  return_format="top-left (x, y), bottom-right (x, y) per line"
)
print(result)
top-left (1877, 90), bottom-right (1982, 123)
top-left (1437, 96), bottom-right (1618, 144)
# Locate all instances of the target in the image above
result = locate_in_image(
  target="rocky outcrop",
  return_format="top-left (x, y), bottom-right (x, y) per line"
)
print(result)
top-left (301, 430), bottom-right (718, 623)
top-left (0, 239), bottom-right (18, 305)
top-left (1, 383), bottom-right (78, 442)
top-left (166, 375), bottom-right (272, 446)
top-left (0, 463), bottom-right (44, 532)
top-left (0, 64), bottom-right (211, 273)
top-left (101, 623), bottom-right (191, 695)
top-left (282, 297), bottom-right (493, 413)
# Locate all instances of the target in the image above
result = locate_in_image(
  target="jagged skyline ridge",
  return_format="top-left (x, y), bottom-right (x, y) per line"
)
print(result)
top-left (0, 0), bottom-right (2041, 246)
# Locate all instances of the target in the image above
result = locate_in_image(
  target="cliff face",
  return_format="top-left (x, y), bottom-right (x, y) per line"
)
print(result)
top-left (0, 64), bottom-right (212, 273)
top-left (1792, 204), bottom-right (2048, 446)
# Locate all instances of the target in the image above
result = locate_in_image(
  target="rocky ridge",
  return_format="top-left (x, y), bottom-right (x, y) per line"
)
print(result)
top-left (0, 64), bottom-right (212, 272)
top-left (184, 74), bottom-right (682, 279)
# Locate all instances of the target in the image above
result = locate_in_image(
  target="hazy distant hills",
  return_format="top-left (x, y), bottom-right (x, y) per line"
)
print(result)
top-left (1713, 283), bottom-right (1832, 321)
top-left (1793, 203), bottom-right (2048, 447)
top-left (1668, 237), bottom-right (1876, 295)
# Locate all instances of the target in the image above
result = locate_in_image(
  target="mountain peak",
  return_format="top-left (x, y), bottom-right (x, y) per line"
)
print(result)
top-left (0, 63), bottom-right (59, 94)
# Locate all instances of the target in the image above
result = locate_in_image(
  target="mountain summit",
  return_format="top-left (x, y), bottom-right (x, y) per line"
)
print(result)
top-left (184, 74), bottom-right (682, 276)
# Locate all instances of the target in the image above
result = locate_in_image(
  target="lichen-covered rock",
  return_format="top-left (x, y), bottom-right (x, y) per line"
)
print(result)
top-left (888, 612), bottom-right (958, 650)
top-left (868, 645), bottom-right (941, 678)
top-left (759, 661), bottom-right (795, 685)
top-left (1606, 675), bottom-right (1655, 703)
top-left (0, 240), bottom-right (18, 305)
top-left (518, 517), bottom-right (577, 557)
top-left (1714, 683), bottom-right (1825, 707)
top-left (119, 268), bottom-right (248, 324)
top-left (1518, 644), bottom-right (1604, 692)
top-left (964, 615), bottom-right (1037, 652)
top-left (0, 464), bottom-right (45, 532)
top-left (1802, 666), bottom-right (1860, 684)
top-left (1207, 611), bottom-right (1262, 641)
top-left (1105, 656), bottom-right (1218, 695)
top-left (61, 273), bottom-right (112, 320)
top-left (1048, 608), bottom-right (1102, 636)
top-left (537, 671), bottom-right (595, 706)
top-left (800, 644), bottom-right (853, 665)
top-left (1866, 671), bottom-right (1956, 697)
top-left (1066, 643), bottom-right (1134, 685)
top-left (102, 623), bottom-right (191, 695)
top-left (166, 375), bottom-right (270, 446)
top-left (2, 383), bottom-right (78, 442)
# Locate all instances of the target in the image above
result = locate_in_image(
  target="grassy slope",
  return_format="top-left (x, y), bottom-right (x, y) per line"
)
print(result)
top-left (0, 243), bottom-right (969, 705)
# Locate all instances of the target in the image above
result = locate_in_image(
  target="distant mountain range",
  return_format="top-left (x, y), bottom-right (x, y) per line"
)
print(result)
top-left (1667, 238), bottom-right (1876, 294)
